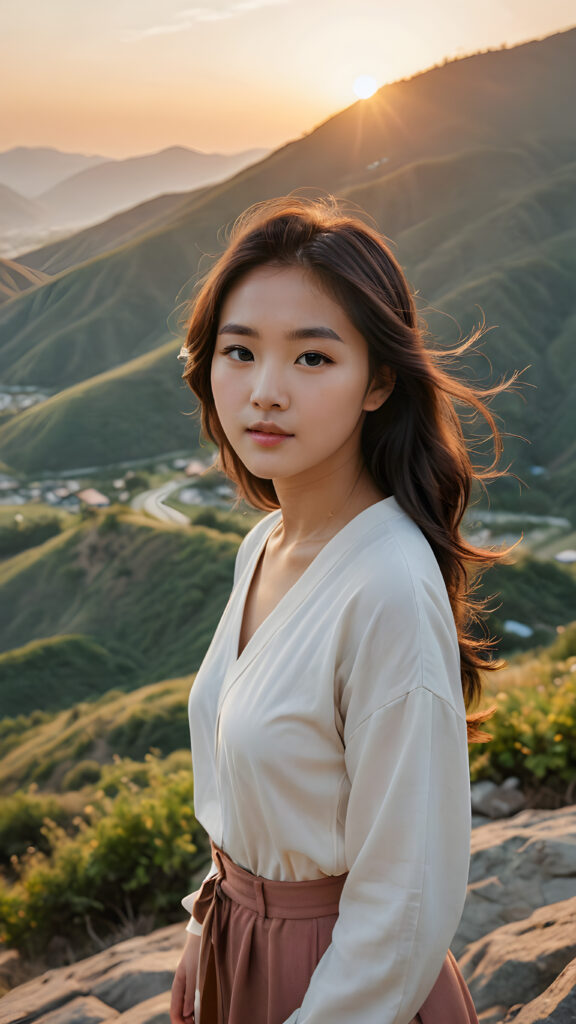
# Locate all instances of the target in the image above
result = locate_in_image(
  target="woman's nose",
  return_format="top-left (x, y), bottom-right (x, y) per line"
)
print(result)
top-left (250, 365), bottom-right (289, 410)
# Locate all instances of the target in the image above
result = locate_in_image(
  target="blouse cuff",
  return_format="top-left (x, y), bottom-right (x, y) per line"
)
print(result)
top-left (181, 856), bottom-right (220, 934)
top-left (181, 889), bottom-right (203, 934)
top-left (185, 914), bottom-right (204, 936)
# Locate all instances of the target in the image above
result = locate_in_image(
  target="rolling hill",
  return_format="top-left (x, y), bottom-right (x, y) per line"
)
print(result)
top-left (0, 257), bottom-right (51, 305)
top-left (0, 336), bottom-right (201, 472)
top-left (1, 28), bottom-right (575, 512)
top-left (0, 511), bottom-right (241, 712)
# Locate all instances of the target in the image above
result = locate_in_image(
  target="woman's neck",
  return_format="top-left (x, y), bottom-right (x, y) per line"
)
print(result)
top-left (270, 460), bottom-right (388, 551)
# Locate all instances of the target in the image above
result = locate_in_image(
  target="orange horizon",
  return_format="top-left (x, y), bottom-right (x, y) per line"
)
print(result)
top-left (2, 5), bottom-right (574, 160)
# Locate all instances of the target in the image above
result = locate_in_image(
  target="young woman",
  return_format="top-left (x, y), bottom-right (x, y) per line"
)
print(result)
top-left (170, 195), bottom-right (520, 1024)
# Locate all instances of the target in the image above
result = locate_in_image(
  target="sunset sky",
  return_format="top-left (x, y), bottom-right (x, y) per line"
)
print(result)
top-left (2, 0), bottom-right (574, 159)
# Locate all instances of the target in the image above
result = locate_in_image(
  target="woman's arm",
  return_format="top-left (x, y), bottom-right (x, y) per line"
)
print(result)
top-left (282, 575), bottom-right (472, 1024)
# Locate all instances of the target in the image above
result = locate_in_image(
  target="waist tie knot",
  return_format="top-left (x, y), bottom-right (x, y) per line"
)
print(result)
top-left (193, 839), bottom-right (348, 1024)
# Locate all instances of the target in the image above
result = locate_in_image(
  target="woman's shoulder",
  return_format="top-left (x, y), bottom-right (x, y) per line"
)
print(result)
top-left (336, 508), bottom-right (464, 719)
top-left (345, 499), bottom-right (450, 611)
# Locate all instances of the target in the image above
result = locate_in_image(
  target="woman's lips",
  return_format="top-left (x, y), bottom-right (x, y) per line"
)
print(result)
top-left (247, 429), bottom-right (294, 447)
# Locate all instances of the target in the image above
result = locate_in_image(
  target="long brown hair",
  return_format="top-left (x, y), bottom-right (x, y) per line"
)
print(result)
top-left (180, 195), bottom-right (526, 741)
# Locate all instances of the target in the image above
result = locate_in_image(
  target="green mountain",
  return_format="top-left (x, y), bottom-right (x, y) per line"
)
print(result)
top-left (0, 28), bottom-right (575, 512)
top-left (0, 256), bottom-right (50, 305)
top-left (0, 512), bottom-right (241, 714)
top-left (0, 336), bottom-right (201, 473)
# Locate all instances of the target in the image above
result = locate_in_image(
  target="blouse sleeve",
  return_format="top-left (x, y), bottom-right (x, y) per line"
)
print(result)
top-left (282, 576), bottom-right (472, 1024)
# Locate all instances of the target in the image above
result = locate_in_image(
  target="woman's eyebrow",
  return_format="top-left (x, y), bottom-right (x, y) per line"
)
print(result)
top-left (217, 322), bottom-right (343, 342)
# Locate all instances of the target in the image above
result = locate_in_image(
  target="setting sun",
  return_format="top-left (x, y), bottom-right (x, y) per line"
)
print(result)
top-left (353, 75), bottom-right (378, 99)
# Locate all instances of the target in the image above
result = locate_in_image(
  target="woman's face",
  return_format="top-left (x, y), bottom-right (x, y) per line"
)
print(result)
top-left (210, 263), bottom-right (392, 485)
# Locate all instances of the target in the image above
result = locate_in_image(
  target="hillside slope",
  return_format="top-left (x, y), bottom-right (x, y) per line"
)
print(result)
top-left (0, 257), bottom-right (51, 305)
top-left (0, 513), bottom-right (241, 709)
top-left (0, 337), bottom-right (201, 472)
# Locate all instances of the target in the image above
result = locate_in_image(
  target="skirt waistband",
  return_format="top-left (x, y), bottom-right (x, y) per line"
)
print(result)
top-left (210, 839), bottom-right (348, 920)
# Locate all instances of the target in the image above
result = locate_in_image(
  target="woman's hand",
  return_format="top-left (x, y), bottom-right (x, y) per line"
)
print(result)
top-left (170, 930), bottom-right (202, 1024)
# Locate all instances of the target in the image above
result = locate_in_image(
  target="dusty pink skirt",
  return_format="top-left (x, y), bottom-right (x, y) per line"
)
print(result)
top-left (194, 841), bottom-right (478, 1024)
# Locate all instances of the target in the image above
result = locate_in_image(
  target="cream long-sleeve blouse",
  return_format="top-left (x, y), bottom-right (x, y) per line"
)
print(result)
top-left (181, 495), bottom-right (472, 1024)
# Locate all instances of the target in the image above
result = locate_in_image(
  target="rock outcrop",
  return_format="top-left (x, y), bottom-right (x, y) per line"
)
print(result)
top-left (0, 925), bottom-right (184, 1024)
top-left (453, 806), bottom-right (576, 957)
top-left (1, 806), bottom-right (575, 1024)
top-left (459, 897), bottom-right (576, 1023)
top-left (503, 957), bottom-right (576, 1024)
top-left (471, 779), bottom-right (527, 819)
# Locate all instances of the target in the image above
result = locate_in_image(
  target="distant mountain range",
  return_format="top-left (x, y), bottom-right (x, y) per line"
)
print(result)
top-left (1, 27), bottom-right (575, 517)
top-left (0, 146), bottom-right (107, 197)
top-left (0, 183), bottom-right (48, 232)
top-left (0, 144), bottom-right (269, 254)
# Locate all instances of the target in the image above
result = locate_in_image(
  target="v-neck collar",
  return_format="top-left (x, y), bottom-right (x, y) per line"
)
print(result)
top-left (226, 494), bottom-right (403, 685)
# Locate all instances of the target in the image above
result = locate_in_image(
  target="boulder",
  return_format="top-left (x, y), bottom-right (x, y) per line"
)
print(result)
top-left (0, 924), bottom-right (185, 1024)
top-left (27, 996), bottom-right (117, 1024)
top-left (471, 778), bottom-right (526, 820)
top-left (459, 897), bottom-right (576, 1023)
top-left (2, 807), bottom-right (576, 1024)
top-left (112, 993), bottom-right (171, 1023)
top-left (0, 950), bottom-right (21, 996)
top-left (452, 806), bottom-right (576, 956)
top-left (502, 957), bottom-right (576, 1023)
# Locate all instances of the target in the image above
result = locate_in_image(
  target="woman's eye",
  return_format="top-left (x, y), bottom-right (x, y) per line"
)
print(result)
top-left (223, 346), bottom-right (253, 362)
top-left (296, 352), bottom-right (332, 367)
top-left (220, 347), bottom-right (331, 367)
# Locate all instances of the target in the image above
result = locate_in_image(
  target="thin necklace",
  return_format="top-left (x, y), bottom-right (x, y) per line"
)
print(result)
top-left (269, 464), bottom-right (366, 550)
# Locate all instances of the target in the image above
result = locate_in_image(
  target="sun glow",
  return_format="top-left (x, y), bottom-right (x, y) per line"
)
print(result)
top-left (353, 75), bottom-right (378, 99)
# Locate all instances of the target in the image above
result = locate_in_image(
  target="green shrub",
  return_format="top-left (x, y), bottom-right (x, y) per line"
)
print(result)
top-left (0, 790), bottom-right (75, 867)
top-left (29, 757), bottom-right (58, 786)
top-left (98, 756), bottom-right (153, 797)
top-left (62, 760), bottom-right (102, 791)
top-left (470, 643), bottom-right (576, 789)
top-left (108, 704), bottom-right (190, 761)
top-left (0, 754), bottom-right (209, 955)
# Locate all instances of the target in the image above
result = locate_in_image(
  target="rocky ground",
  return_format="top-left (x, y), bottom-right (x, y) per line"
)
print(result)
top-left (1, 801), bottom-right (575, 1024)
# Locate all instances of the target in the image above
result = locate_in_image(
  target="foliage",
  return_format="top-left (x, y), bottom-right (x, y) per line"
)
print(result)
top-left (470, 621), bottom-right (576, 789)
top-left (108, 701), bottom-right (191, 762)
top-left (479, 557), bottom-right (576, 655)
top-left (62, 760), bottom-right (102, 791)
top-left (0, 513), bottom-right (239, 717)
top-left (0, 516), bottom-right (63, 559)
top-left (0, 674), bottom-right (193, 795)
top-left (0, 634), bottom-right (137, 718)
top-left (0, 709), bottom-right (54, 759)
top-left (0, 753), bottom-right (209, 956)
top-left (98, 511), bottom-right (120, 534)
top-left (0, 788), bottom-right (78, 868)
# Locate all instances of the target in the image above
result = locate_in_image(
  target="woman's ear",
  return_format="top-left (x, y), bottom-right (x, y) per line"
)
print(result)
top-left (363, 367), bottom-right (396, 412)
